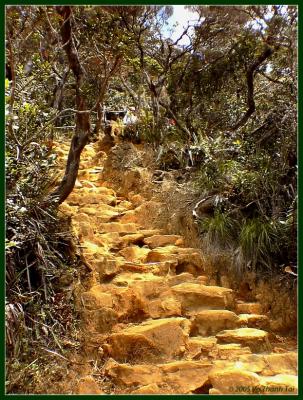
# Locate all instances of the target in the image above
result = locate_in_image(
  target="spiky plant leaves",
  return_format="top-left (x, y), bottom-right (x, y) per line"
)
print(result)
top-left (239, 217), bottom-right (283, 271)
top-left (202, 211), bottom-right (238, 248)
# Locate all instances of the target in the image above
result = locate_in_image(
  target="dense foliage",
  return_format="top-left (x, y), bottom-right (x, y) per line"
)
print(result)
top-left (5, 5), bottom-right (297, 393)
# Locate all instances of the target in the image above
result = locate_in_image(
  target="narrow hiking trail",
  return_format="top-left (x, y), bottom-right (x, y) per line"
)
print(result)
top-left (54, 139), bottom-right (297, 395)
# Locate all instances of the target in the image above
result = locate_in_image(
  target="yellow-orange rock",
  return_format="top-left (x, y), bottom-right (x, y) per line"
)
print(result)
top-left (77, 376), bottom-right (103, 394)
top-left (171, 283), bottom-right (234, 314)
top-left (216, 343), bottom-right (252, 359)
top-left (237, 352), bottom-right (297, 376)
top-left (104, 358), bottom-right (159, 387)
top-left (59, 202), bottom-right (78, 216)
top-left (236, 302), bottom-right (262, 314)
top-left (216, 328), bottom-right (271, 353)
top-left (209, 369), bottom-right (261, 394)
top-left (97, 257), bottom-right (122, 278)
top-left (98, 222), bottom-right (138, 234)
top-left (159, 361), bottom-right (213, 393)
top-left (83, 307), bottom-right (118, 334)
top-left (144, 235), bottom-right (184, 249)
top-left (107, 317), bottom-right (190, 362)
top-left (237, 313), bottom-right (269, 329)
top-left (119, 201), bottom-right (162, 227)
top-left (167, 273), bottom-right (195, 287)
top-left (120, 233), bottom-right (145, 246)
top-left (260, 374), bottom-right (297, 394)
top-left (131, 384), bottom-right (160, 394)
top-left (191, 310), bottom-right (239, 336)
top-left (186, 337), bottom-right (218, 359)
top-left (146, 246), bottom-right (179, 263)
top-left (104, 359), bottom-right (213, 394)
top-left (119, 246), bottom-right (151, 262)
top-left (82, 287), bottom-right (113, 310)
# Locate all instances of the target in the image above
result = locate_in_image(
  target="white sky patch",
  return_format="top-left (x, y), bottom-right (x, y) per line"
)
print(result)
top-left (163, 5), bottom-right (200, 46)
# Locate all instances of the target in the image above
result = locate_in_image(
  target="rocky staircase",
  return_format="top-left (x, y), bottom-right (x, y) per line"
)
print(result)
top-left (55, 140), bottom-right (298, 395)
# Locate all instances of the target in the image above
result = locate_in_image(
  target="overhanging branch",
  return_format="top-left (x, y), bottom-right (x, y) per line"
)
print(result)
top-left (231, 46), bottom-right (273, 131)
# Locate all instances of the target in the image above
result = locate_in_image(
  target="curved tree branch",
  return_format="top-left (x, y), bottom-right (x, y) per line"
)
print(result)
top-left (231, 46), bottom-right (273, 131)
top-left (50, 6), bottom-right (90, 205)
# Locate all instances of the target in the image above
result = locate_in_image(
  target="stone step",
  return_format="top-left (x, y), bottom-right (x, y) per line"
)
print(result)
top-left (171, 283), bottom-right (234, 314)
top-left (216, 327), bottom-right (272, 353)
top-left (104, 358), bottom-right (213, 394)
top-left (216, 343), bottom-right (252, 359)
top-left (119, 246), bottom-right (151, 263)
top-left (119, 260), bottom-right (177, 276)
top-left (209, 368), bottom-right (297, 395)
top-left (111, 273), bottom-right (181, 319)
top-left (146, 247), bottom-right (205, 275)
top-left (94, 232), bottom-right (122, 250)
top-left (236, 302), bottom-right (262, 314)
top-left (186, 337), bottom-right (218, 359)
top-left (120, 233), bottom-right (145, 247)
top-left (237, 313), bottom-right (269, 329)
top-left (190, 310), bottom-right (240, 336)
top-left (143, 234), bottom-right (184, 249)
top-left (81, 241), bottom-right (103, 255)
top-left (139, 229), bottom-right (163, 237)
top-left (107, 317), bottom-right (191, 362)
top-left (118, 201), bottom-right (162, 226)
top-left (68, 192), bottom-right (116, 206)
top-left (74, 186), bottom-right (116, 196)
top-left (98, 222), bottom-right (139, 234)
top-left (167, 272), bottom-right (198, 286)
top-left (236, 352), bottom-right (298, 376)
top-left (80, 180), bottom-right (98, 189)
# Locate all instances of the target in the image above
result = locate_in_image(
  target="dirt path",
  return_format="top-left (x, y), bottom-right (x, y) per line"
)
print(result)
top-left (55, 139), bottom-right (297, 395)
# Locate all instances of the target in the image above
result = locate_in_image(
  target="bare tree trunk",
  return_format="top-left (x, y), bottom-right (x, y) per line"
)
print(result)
top-left (50, 6), bottom-right (90, 204)
top-left (159, 100), bottom-right (193, 143)
top-left (94, 102), bottom-right (104, 134)
top-left (231, 46), bottom-right (273, 131)
top-left (52, 67), bottom-right (70, 126)
top-left (94, 56), bottom-right (122, 134)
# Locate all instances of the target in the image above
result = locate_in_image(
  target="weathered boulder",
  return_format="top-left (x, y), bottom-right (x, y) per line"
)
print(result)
top-left (186, 337), bottom-right (218, 359)
top-left (104, 358), bottom-right (159, 387)
top-left (171, 283), bottom-right (234, 314)
top-left (216, 328), bottom-right (272, 353)
top-left (216, 343), bottom-right (252, 359)
top-left (119, 246), bottom-right (151, 262)
top-left (144, 235), bottom-right (184, 249)
top-left (104, 359), bottom-right (213, 394)
top-left (98, 222), bottom-right (138, 234)
top-left (236, 302), bottom-right (262, 314)
top-left (120, 233), bottom-right (145, 247)
top-left (83, 307), bottom-right (118, 334)
top-left (167, 273), bottom-right (195, 287)
top-left (146, 246), bottom-right (179, 263)
top-left (237, 313), bottom-right (269, 329)
top-left (209, 369), bottom-right (262, 394)
top-left (107, 317), bottom-right (190, 362)
top-left (237, 352), bottom-right (297, 376)
top-left (96, 257), bottom-right (122, 279)
top-left (191, 310), bottom-right (239, 336)
top-left (159, 361), bottom-right (213, 393)
top-left (81, 287), bottom-right (113, 310)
